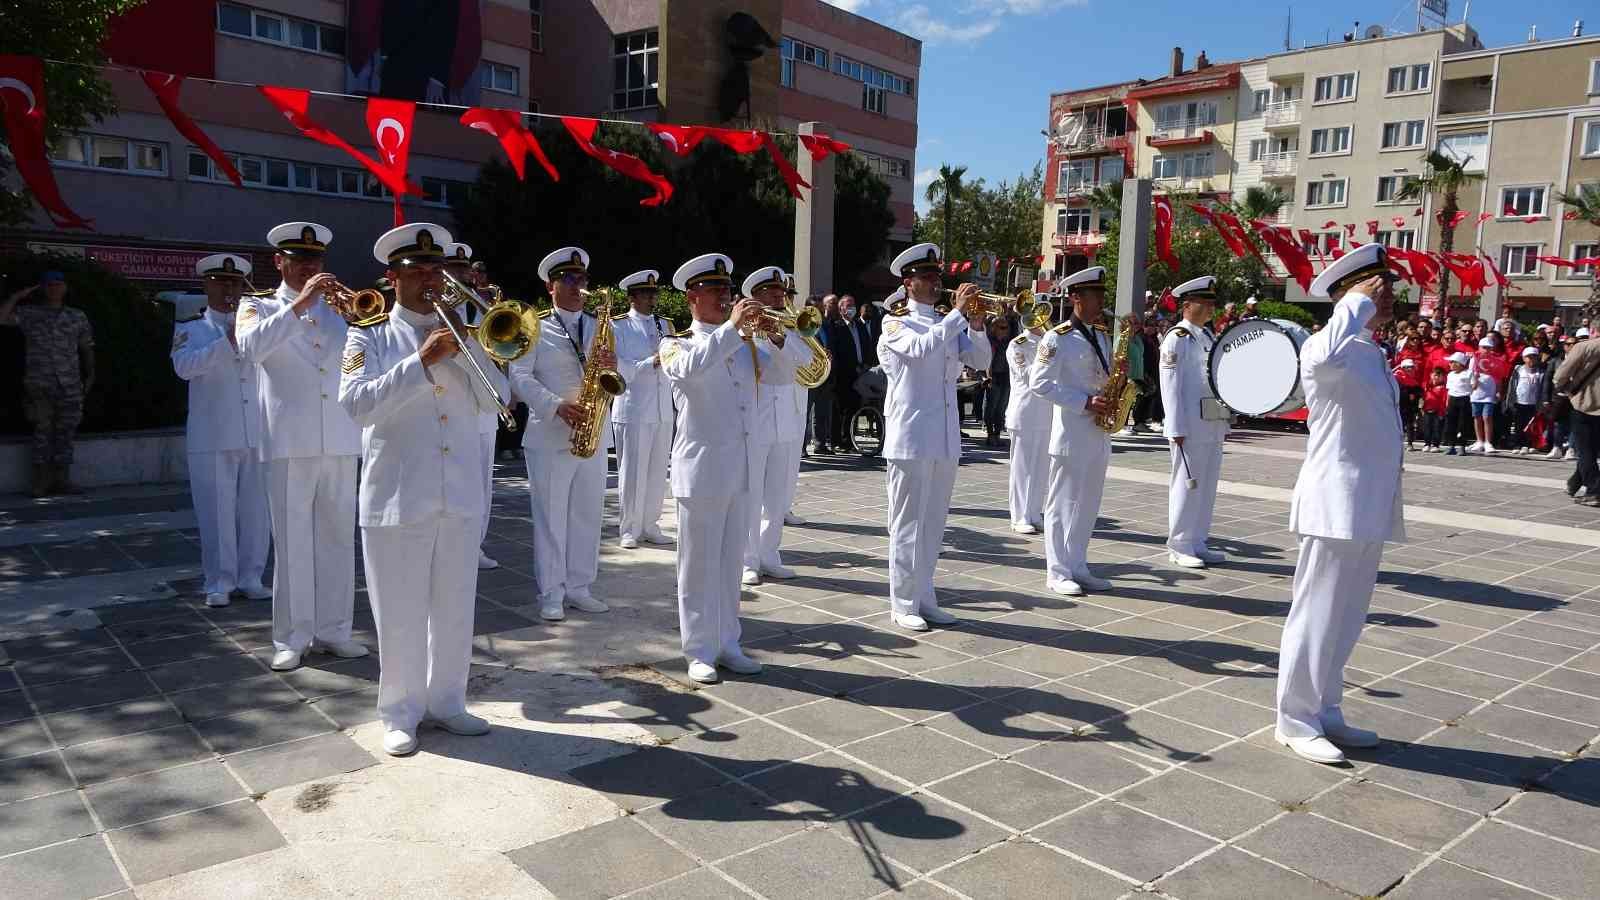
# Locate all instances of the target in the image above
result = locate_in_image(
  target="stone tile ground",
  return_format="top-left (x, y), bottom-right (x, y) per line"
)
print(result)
top-left (0, 428), bottom-right (1597, 899)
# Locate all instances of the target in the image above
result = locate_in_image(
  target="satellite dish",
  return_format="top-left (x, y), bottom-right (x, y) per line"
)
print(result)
top-left (1364, 24), bottom-right (1384, 38)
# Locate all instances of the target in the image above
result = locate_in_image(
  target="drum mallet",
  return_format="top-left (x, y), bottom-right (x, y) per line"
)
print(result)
top-left (1176, 441), bottom-right (1198, 490)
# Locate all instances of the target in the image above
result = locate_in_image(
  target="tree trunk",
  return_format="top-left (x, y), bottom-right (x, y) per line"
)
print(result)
top-left (942, 194), bottom-right (952, 258)
top-left (1437, 190), bottom-right (1457, 308)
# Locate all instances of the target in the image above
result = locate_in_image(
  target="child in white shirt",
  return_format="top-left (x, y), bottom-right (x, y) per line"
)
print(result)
top-left (1444, 355), bottom-right (1473, 455)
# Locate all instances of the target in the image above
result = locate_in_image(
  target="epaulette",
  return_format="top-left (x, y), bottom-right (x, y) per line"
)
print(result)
top-left (244, 288), bottom-right (275, 297)
top-left (666, 328), bottom-right (693, 339)
top-left (1052, 322), bottom-right (1073, 334)
top-left (611, 312), bottom-right (628, 321)
top-left (1173, 329), bottom-right (1193, 339)
top-left (352, 313), bottom-right (389, 328)
top-left (532, 308), bottom-right (552, 320)
top-left (1012, 334), bottom-right (1029, 345)
top-left (177, 313), bottom-right (204, 324)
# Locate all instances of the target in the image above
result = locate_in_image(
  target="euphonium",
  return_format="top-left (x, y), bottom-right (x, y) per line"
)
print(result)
top-left (569, 291), bottom-right (626, 459)
top-left (1093, 313), bottom-right (1141, 433)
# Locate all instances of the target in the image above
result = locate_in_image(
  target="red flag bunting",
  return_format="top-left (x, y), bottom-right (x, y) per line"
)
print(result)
top-left (1412, 207), bottom-right (1424, 217)
top-left (1564, 210), bottom-right (1580, 221)
top-left (1386, 254), bottom-right (1414, 284)
top-left (758, 132), bottom-right (810, 199)
top-left (1152, 194), bottom-right (1179, 272)
top-left (961, 260), bottom-right (974, 273)
top-left (798, 133), bottom-right (851, 161)
top-left (365, 97), bottom-right (416, 226)
top-left (1435, 253), bottom-right (1480, 295)
top-left (258, 86), bottom-right (419, 198)
top-left (1482, 252), bottom-right (1510, 289)
top-left (1344, 223), bottom-right (1356, 236)
top-left (460, 107), bottom-right (559, 182)
top-left (143, 72), bottom-right (240, 187)
top-left (1477, 212), bottom-right (1494, 224)
top-left (1366, 220), bottom-right (1379, 236)
top-left (1535, 255), bottom-right (1578, 268)
top-left (1250, 220), bottom-right (1314, 291)
top-left (0, 56), bottom-right (90, 228)
top-left (1190, 204), bottom-right (1246, 259)
top-left (1391, 216), bottom-right (1407, 228)
top-left (1217, 210), bottom-right (1270, 268)
top-left (561, 116), bottom-right (673, 206)
top-left (645, 124), bottom-right (809, 198)
top-left (1320, 220), bottom-right (1339, 228)
top-left (647, 123), bottom-right (707, 157)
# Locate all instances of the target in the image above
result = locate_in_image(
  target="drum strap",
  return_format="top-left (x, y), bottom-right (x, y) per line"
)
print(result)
top-left (1073, 320), bottom-right (1110, 375)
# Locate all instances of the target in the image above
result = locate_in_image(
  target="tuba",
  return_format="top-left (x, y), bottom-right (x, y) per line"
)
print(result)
top-left (744, 304), bottom-right (831, 388)
top-left (569, 291), bottom-right (626, 459)
top-left (1093, 313), bottom-right (1142, 433)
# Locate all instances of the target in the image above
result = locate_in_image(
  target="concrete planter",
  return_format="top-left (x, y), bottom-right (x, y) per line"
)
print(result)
top-left (1, 428), bottom-right (187, 492)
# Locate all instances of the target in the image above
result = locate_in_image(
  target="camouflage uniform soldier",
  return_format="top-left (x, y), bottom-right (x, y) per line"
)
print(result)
top-left (2, 271), bottom-right (96, 496)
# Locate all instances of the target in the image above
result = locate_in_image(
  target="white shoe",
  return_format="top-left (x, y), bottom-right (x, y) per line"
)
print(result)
top-left (1047, 578), bottom-right (1084, 597)
top-left (205, 592), bottom-right (231, 608)
top-left (761, 564), bottom-right (797, 580)
top-left (1565, 449), bottom-right (1577, 461)
top-left (1073, 571), bottom-right (1112, 592)
top-left (270, 649), bottom-right (302, 671)
top-left (317, 640), bottom-right (369, 659)
top-left (431, 712), bottom-right (490, 736)
top-left (619, 535), bottom-right (639, 549)
top-left (1117, 426), bottom-right (1137, 436)
top-left (383, 728), bottom-right (418, 756)
top-left (1546, 447), bottom-right (1564, 460)
top-left (920, 606), bottom-right (958, 626)
top-left (1198, 548), bottom-right (1226, 564)
top-left (741, 568), bottom-right (761, 586)
top-left (1275, 730), bottom-right (1345, 765)
top-left (687, 659), bottom-right (719, 684)
top-left (566, 594), bottom-right (609, 614)
top-left (641, 529), bottom-right (673, 545)
top-left (783, 512), bottom-right (806, 526)
top-left (892, 613), bottom-right (930, 632)
top-left (1484, 445), bottom-right (1499, 455)
top-left (539, 599), bottom-right (565, 622)
top-left (1168, 550), bottom-right (1206, 569)
top-left (477, 553), bottom-right (499, 570)
top-left (238, 583), bottom-right (272, 600)
top-left (1323, 721), bottom-right (1380, 748)
top-left (1011, 522), bottom-right (1039, 535)
top-left (718, 651), bottom-right (763, 675)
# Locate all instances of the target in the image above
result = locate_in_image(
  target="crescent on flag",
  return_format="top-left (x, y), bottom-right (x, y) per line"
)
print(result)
top-left (0, 78), bottom-right (38, 114)
top-left (658, 132), bottom-right (679, 153)
top-left (376, 117), bottom-right (406, 163)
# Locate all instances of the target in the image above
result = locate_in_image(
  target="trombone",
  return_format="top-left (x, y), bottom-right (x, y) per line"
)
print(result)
top-left (1017, 291), bottom-right (1054, 329)
top-left (937, 287), bottom-right (1034, 319)
top-left (419, 269), bottom-right (540, 430)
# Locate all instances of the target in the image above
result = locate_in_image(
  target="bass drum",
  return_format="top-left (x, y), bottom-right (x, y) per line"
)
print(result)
top-left (1208, 318), bottom-right (1310, 416)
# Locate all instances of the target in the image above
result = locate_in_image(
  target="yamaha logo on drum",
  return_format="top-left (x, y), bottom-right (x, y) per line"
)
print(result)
top-left (1220, 329), bottom-right (1268, 354)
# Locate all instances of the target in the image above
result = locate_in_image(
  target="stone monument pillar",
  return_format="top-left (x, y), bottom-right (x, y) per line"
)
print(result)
top-left (1115, 179), bottom-right (1153, 318)
top-left (793, 122), bottom-right (835, 301)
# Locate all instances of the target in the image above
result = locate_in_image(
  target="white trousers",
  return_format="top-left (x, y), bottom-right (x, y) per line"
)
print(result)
top-left (885, 458), bottom-right (958, 617)
top-left (1167, 439), bottom-right (1223, 556)
top-left (525, 448), bottom-right (604, 601)
top-left (677, 491), bottom-right (749, 664)
top-left (1007, 428), bottom-right (1050, 528)
top-left (188, 449), bottom-right (271, 595)
top-left (614, 420), bottom-right (670, 542)
top-left (362, 516), bottom-right (477, 732)
top-left (267, 456), bottom-right (356, 652)
top-left (478, 431), bottom-right (496, 550)
top-left (744, 439), bottom-right (801, 570)
top-left (1276, 535), bottom-right (1383, 739)
top-left (1044, 441), bottom-right (1110, 583)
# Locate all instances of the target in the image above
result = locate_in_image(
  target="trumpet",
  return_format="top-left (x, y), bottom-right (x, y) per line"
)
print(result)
top-left (742, 303), bottom-right (824, 341)
top-left (938, 287), bottom-right (1034, 320)
top-left (324, 281), bottom-right (390, 327)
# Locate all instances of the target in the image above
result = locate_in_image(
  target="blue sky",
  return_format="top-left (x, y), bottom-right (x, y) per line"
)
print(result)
top-left (827, 0), bottom-right (1597, 212)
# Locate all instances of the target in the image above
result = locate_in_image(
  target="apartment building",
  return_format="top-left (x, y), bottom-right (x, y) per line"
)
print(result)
top-left (1431, 33), bottom-right (1600, 316)
top-left (1128, 50), bottom-right (1242, 202)
top-left (1040, 80), bottom-right (1139, 279)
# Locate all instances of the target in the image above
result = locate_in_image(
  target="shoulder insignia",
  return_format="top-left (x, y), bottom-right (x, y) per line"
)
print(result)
top-left (237, 304), bottom-right (258, 323)
top-left (1175, 329), bottom-right (1193, 339)
top-left (666, 328), bottom-right (693, 338)
top-left (172, 330), bottom-right (190, 351)
top-left (884, 319), bottom-right (904, 336)
top-left (1013, 334), bottom-right (1029, 345)
top-left (352, 313), bottom-right (388, 328)
top-left (341, 350), bottom-right (366, 374)
top-left (1052, 322), bottom-right (1073, 334)
top-left (1040, 344), bottom-right (1056, 361)
top-left (244, 287), bottom-right (275, 297)
top-left (1160, 347), bottom-right (1179, 368)
top-left (610, 312), bottom-right (628, 321)
top-left (659, 339), bottom-right (683, 365)
top-left (1012, 350), bottom-right (1026, 366)
top-left (888, 307), bottom-right (910, 317)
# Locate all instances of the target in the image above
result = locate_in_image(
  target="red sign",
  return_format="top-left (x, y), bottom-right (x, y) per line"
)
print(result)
top-left (85, 245), bottom-right (213, 280)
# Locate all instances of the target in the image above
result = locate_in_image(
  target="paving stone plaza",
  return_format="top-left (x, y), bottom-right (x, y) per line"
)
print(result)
top-left (2, 428), bottom-right (1598, 899)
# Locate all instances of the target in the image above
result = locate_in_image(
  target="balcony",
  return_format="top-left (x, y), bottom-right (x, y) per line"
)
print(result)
top-left (1260, 151), bottom-right (1298, 178)
top-left (1262, 100), bottom-right (1301, 129)
top-left (1148, 118), bottom-right (1215, 148)
top-left (1053, 231), bottom-right (1105, 251)
top-left (1056, 180), bottom-right (1107, 200)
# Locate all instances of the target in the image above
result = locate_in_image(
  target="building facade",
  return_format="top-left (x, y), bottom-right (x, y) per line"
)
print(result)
top-left (1128, 51), bottom-right (1242, 203)
top-left (1039, 80), bottom-right (1138, 280)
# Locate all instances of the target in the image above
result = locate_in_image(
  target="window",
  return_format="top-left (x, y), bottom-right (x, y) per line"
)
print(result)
top-left (1304, 231), bottom-right (1343, 255)
top-left (856, 151), bottom-right (910, 180)
top-left (481, 61), bottom-right (518, 95)
top-left (1573, 243), bottom-right (1599, 277)
top-left (1151, 154), bottom-right (1179, 180)
top-left (1181, 150), bottom-right (1213, 181)
top-left (1584, 121), bottom-right (1600, 157)
top-left (612, 30), bottom-right (659, 110)
top-left (1058, 208), bottom-right (1094, 235)
top-left (185, 144), bottom-right (467, 205)
top-left (217, 3), bottom-right (345, 55)
top-left (1155, 100), bottom-right (1218, 131)
top-left (1249, 138), bottom-right (1268, 162)
top-left (49, 133), bottom-right (167, 176)
top-left (834, 55), bottom-right (913, 97)
top-left (1590, 58), bottom-right (1600, 95)
top-left (1385, 63), bottom-right (1431, 94)
top-left (1500, 185), bottom-right (1547, 218)
top-left (863, 84), bottom-right (886, 114)
top-left (1306, 178), bottom-right (1348, 207)
top-left (1500, 244), bottom-right (1541, 276)
top-left (780, 37), bottom-right (829, 88)
top-left (1381, 120), bottom-right (1426, 149)
top-left (1253, 89), bottom-right (1270, 113)
top-left (530, 0), bottom-right (542, 52)
top-left (1309, 126), bottom-right (1351, 155)
top-left (1375, 230), bottom-right (1416, 250)
top-left (1437, 131), bottom-right (1487, 171)
top-left (1313, 72), bottom-right (1356, 103)
top-left (1058, 159), bottom-right (1096, 194)
top-left (1098, 156), bottom-right (1123, 184)
top-left (1376, 175), bottom-right (1419, 204)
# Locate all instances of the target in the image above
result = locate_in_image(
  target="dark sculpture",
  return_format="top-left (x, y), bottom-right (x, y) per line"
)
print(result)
top-left (719, 11), bottom-right (777, 122)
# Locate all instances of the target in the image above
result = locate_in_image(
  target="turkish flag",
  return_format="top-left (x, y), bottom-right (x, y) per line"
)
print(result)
top-left (1436, 253), bottom-right (1480, 294)
top-left (366, 97), bottom-right (416, 226)
top-left (1477, 212), bottom-right (1494, 224)
top-left (142, 72), bottom-right (240, 186)
top-left (1251, 220), bottom-right (1314, 291)
top-left (1217, 210), bottom-right (1269, 268)
top-left (703, 127), bottom-right (812, 198)
top-left (0, 56), bottom-right (90, 228)
top-left (1392, 216), bottom-right (1407, 229)
top-left (259, 86), bottom-right (419, 198)
top-left (758, 132), bottom-right (810, 198)
top-left (1152, 195), bottom-right (1179, 272)
top-left (1412, 207), bottom-right (1424, 217)
top-left (460, 107), bottom-right (558, 182)
top-left (1564, 210), bottom-right (1580, 221)
top-left (1190, 204), bottom-right (1245, 258)
top-left (799, 133), bottom-right (852, 161)
top-left (1344, 223), bottom-right (1356, 237)
top-left (647, 123), bottom-right (707, 157)
top-left (561, 116), bottom-right (673, 206)
top-left (1321, 220), bottom-right (1339, 228)
top-left (1366, 220), bottom-right (1379, 236)
top-left (1386, 254), bottom-right (1414, 284)
top-left (1535, 255), bottom-right (1578, 268)
top-left (1158, 287), bottom-right (1176, 313)
top-left (1482, 252), bottom-right (1510, 289)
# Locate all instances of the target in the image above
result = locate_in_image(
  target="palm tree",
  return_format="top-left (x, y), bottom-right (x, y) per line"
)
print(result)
top-left (923, 163), bottom-right (968, 256)
top-left (1398, 150), bottom-right (1483, 301)
top-left (1555, 182), bottom-right (1600, 315)
top-left (1083, 179), bottom-right (1125, 223)
top-left (1233, 185), bottom-right (1288, 223)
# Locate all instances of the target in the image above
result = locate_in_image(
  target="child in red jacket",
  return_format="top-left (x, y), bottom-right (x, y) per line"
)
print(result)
top-left (1421, 367), bottom-right (1449, 452)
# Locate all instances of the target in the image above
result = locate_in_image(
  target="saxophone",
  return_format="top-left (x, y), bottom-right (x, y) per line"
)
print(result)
top-left (1094, 313), bottom-right (1141, 433)
top-left (569, 298), bottom-right (627, 458)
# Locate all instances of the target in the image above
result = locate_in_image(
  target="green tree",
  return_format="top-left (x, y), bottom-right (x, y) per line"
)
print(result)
top-left (1232, 185), bottom-right (1289, 222)
top-left (1082, 180), bottom-right (1125, 220)
top-left (1555, 182), bottom-right (1600, 315)
top-left (0, 0), bottom-right (145, 225)
top-left (913, 164), bottom-right (1045, 283)
top-left (1098, 191), bottom-right (1273, 308)
top-left (1398, 150), bottom-right (1483, 301)
top-left (923, 163), bottom-right (968, 255)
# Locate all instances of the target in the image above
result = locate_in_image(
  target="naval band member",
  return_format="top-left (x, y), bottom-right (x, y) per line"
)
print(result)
top-left (611, 269), bottom-right (676, 549)
top-left (1005, 309), bottom-right (1051, 534)
top-left (1159, 276), bottom-right (1230, 569)
top-left (444, 242), bottom-right (507, 571)
top-left (740, 265), bottom-right (811, 586)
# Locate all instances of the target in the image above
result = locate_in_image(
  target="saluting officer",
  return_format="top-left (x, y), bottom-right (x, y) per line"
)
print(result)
top-left (507, 247), bottom-right (613, 622)
top-left (741, 265), bottom-right (812, 586)
top-left (444, 242), bottom-right (507, 571)
top-left (172, 254), bottom-right (271, 609)
top-left (662, 254), bottom-right (796, 684)
top-left (879, 243), bottom-right (991, 631)
top-left (1030, 266), bottom-right (1115, 597)
top-left (339, 223), bottom-right (495, 757)
top-left (1159, 276), bottom-right (1230, 569)
top-left (237, 222), bottom-right (366, 671)
top-left (610, 269), bottom-right (675, 549)
top-left (1005, 304), bottom-right (1052, 534)
top-left (1276, 244), bottom-right (1403, 765)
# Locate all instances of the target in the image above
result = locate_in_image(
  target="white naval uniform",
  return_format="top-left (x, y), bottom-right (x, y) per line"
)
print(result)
top-left (743, 331), bottom-right (811, 572)
top-left (339, 304), bottom-right (493, 732)
top-left (1278, 290), bottom-right (1405, 740)
top-left (1004, 331), bottom-right (1051, 530)
top-left (1158, 320), bottom-right (1229, 557)
top-left (172, 310), bottom-right (270, 596)
top-left (878, 301), bottom-right (992, 618)
top-left (477, 358), bottom-right (509, 551)
top-left (781, 380), bottom-right (807, 516)
top-left (611, 309), bottom-right (674, 542)
top-left (237, 284), bottom-right (362, 653)
top-left (1029, 322), bottom-right (1113, 585)
top-left (507, 307), bottom-right (612, 603)
top-left (663, 320), bottom-right (795, 664)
